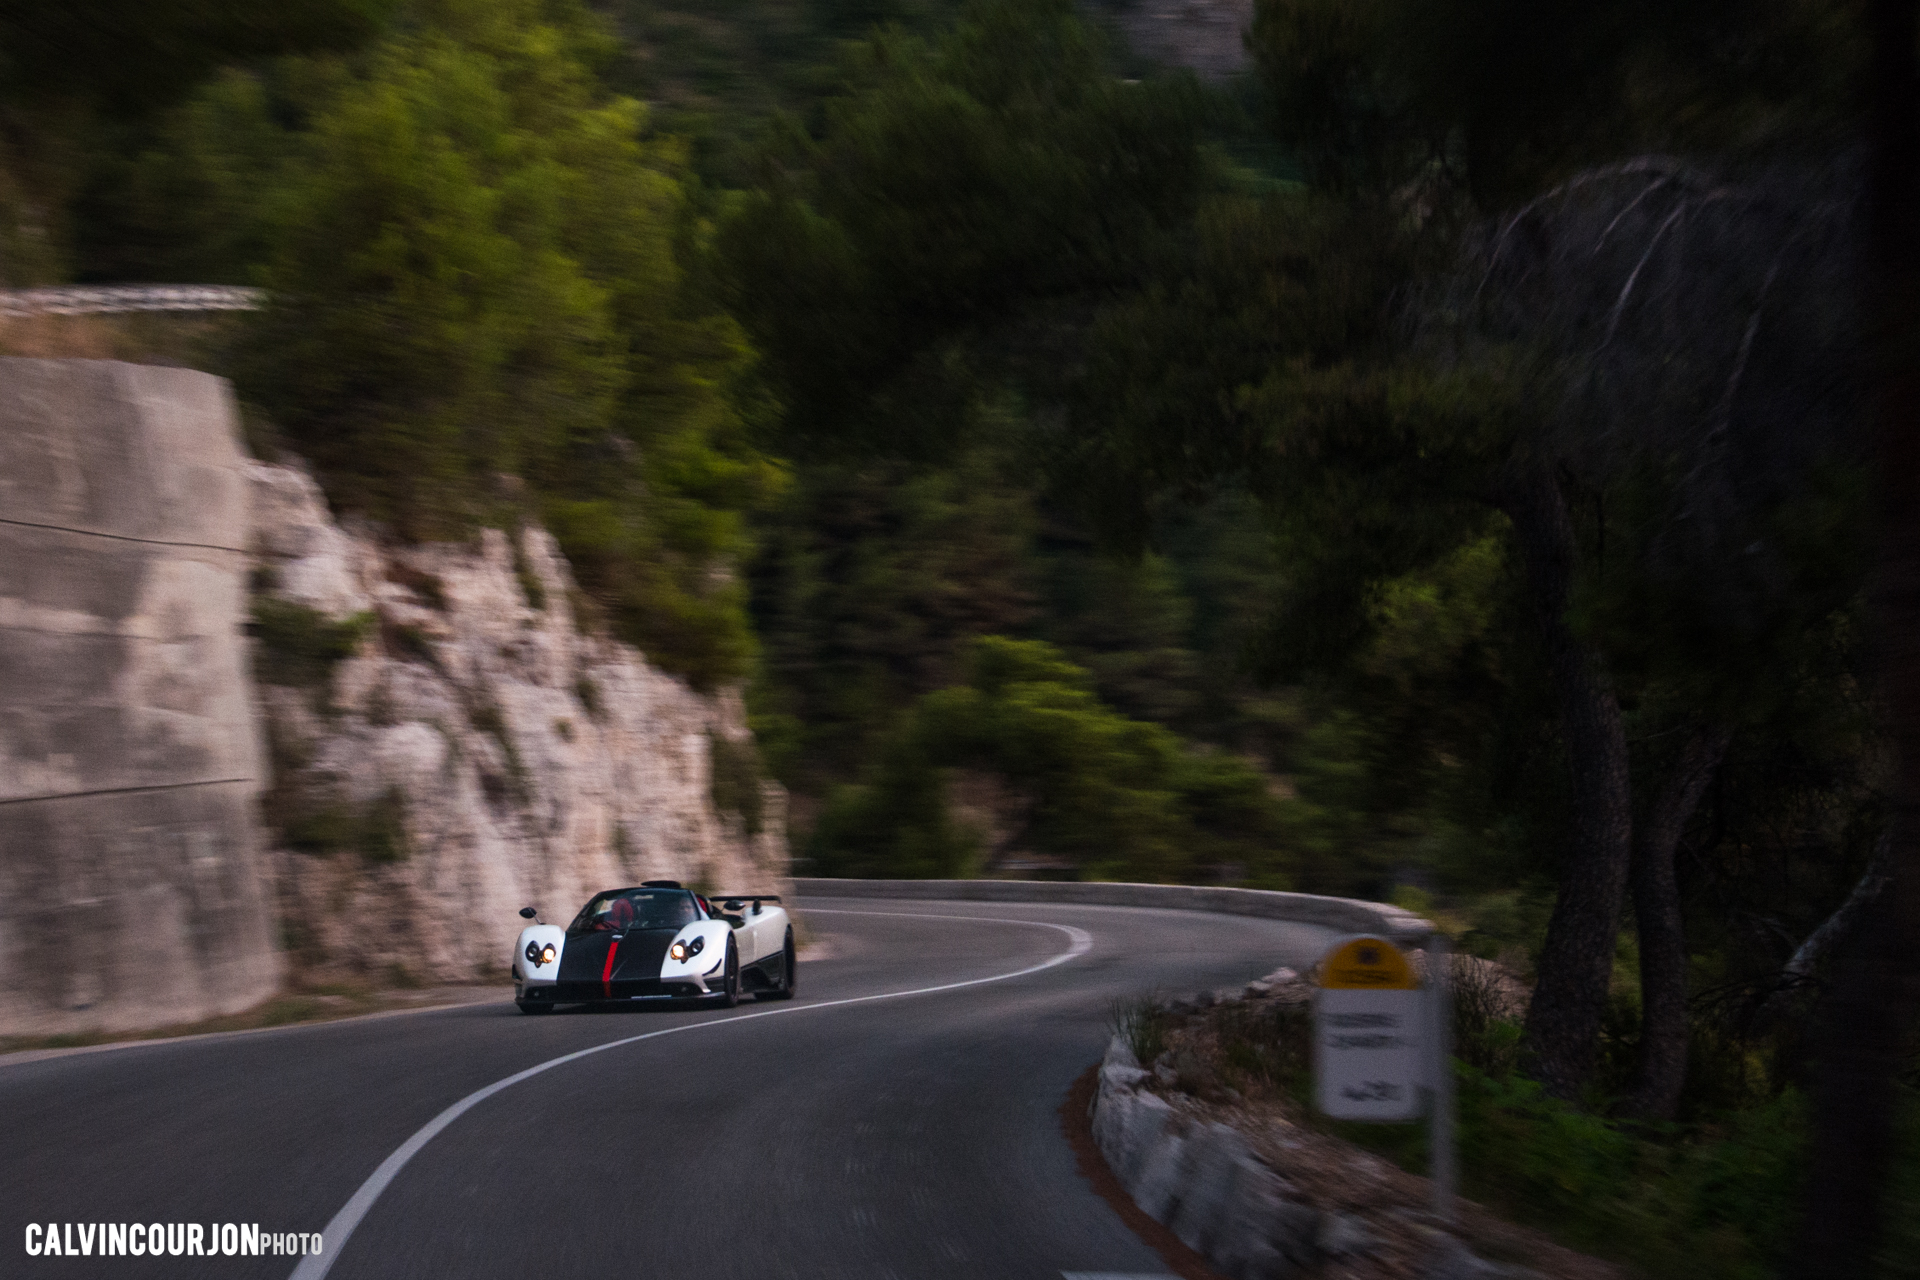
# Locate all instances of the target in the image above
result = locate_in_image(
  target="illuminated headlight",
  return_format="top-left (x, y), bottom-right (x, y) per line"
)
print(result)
top-left (524, 941), bottom-right (556, 966)
top-left (669, 936), bottom-right (706, 963)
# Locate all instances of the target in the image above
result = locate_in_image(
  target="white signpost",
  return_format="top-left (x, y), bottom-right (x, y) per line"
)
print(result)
top-left (1314, 935), bottom-right (1424, 1120)
top-left (1313, 932), bottom-right (1458, 1220)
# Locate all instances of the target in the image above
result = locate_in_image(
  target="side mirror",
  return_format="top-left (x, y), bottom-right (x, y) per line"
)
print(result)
top-left (519, 907), bottom-right (538, 920)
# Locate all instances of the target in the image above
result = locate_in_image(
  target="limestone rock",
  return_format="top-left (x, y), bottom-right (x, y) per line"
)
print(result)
top-left (1317, 1212), bottom-right (1383, 1258)
top-left (248, 462), bottom-right (791, 985)
top-left (1168, 1123), bottom-right (1256, 1255)
top-left (1103, 1034), bottom-right (1142, 1071)
top-left (1131, 1127), bottom-right (1190, 1223)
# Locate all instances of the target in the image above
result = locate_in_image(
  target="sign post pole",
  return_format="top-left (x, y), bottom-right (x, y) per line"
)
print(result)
top-left (1427, 932), bottom-right (1457, 1223)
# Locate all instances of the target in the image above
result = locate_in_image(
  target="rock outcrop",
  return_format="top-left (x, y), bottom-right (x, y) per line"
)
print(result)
top-left (249, 463), bottom-right (789, 986)
top-left (0, 359), bottom-right (281, 1035)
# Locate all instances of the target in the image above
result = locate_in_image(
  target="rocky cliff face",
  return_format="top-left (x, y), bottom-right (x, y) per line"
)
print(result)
top-left (249, 463), bottom-right (790, 987)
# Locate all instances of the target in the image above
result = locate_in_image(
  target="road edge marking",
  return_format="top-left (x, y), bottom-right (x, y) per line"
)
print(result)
top-left (289, 912), bottom-right (1092, 1280)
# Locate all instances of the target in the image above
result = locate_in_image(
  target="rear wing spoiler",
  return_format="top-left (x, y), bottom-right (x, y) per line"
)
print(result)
top-left (712, 893), bottom-right (782, 904)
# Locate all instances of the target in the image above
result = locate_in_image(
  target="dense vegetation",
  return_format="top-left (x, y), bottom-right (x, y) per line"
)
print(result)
top-left (3, 0), bottom-right (1915, 1270)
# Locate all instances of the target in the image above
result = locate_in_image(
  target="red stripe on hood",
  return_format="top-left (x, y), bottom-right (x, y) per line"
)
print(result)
top-left (602, 939), bottom-right (620, 997)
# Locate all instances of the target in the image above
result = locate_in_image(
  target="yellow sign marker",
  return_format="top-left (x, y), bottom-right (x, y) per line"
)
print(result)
top-left (1318, 935), bottom-right (1418, 990)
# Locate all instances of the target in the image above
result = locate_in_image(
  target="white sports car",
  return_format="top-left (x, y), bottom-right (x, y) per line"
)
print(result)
top-left (512, 881), bottom-right (795, 1014)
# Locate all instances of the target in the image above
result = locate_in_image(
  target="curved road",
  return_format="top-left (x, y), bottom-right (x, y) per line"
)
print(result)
top-left (4, 897), bottom-right (1335, 1278)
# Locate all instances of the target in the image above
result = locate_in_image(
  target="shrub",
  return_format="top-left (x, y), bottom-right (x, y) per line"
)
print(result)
top-left (574, 675), bottom-right (603, 720)
top-left (708, 731), bottom-right (765, 837)
top-left (249, 599), bottom-right (372, 688)
top-left (358, 787), bottom-right (409, 864)
top-left (808, 637), bottom-right (1291, 882)
top-left (1109, 994), bottom-right (1174, 1066)
top-left (279, 786), bottom-right (410, 864)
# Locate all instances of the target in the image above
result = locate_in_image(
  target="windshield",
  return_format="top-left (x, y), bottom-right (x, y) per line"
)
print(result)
top-left (567, 889), bottom-right (701, 936)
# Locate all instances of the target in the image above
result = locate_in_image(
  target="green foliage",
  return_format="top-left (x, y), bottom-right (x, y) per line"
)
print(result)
top-left (77, 67), bottom-right (312, 284)
top-left (1109, 993), bottom-right (1174, 1065)
top-left (358, 786), bottom-right (411, 863)
top-left (0, 1), bottom-right (392, 114)
top-left (1039, 550), bottom-right (1198, 726)
top-left (573, 675), bottom-right (603, 720)
top-left (807, 740), bottom-right (980, 878)
top-left (715, 0), bottom-right (1209, 450)
top-left (211, 0), bottom-right (782, 686)
top-left (467, 695), bottom-right (528, 798)
top-left (1447, 1070), bottom-right (1810, 1279)
top-left (1246, 0), bottom-right (1862, 205)
top-left (1886, 1089), bottom-right (1920, 1277)
top-left (591, 0), bottom-right (978, 184)
top-left (282, 785), bottom-right (411, 863)
top-left (808, 637), bottom-right (1290, 883)
top-left (250, 598), bottom-right (374, 688)
top-left (509, 531), bottom-right (547, 610)
top-left (747, 447), bottom-right (1038, 791)
top-left (1193, 987), bottom-right (1853, 1279)
top-left (707, 731), bottom-right (766, 837)
top-left (238, 3), bottom-right (629, 530)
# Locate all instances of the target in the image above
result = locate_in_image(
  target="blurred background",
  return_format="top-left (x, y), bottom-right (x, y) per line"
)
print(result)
top-left (0, 0), bottom-right (1915, 1275)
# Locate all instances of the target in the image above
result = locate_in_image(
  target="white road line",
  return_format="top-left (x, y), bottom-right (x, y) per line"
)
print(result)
top-left (289, 913), bottom-right (1093, 1280)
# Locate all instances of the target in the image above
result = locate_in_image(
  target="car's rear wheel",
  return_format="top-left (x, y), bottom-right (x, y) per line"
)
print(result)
top-left (715, 940), bottom-right (740, 1008)
top-left (756, 929), bottom-right (796, 1001)
top-left (516, 1001), bottom-right (553, 1015)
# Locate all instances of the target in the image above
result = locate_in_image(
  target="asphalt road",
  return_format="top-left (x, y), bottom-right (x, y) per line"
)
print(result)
top-left (4, 897), bottom-right (1336, 1279)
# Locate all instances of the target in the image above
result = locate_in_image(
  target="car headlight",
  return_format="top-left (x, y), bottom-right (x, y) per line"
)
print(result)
top-left (669, 936), bottom-right (706, 963)
top-left (524, 941), bottom-right (555, 966)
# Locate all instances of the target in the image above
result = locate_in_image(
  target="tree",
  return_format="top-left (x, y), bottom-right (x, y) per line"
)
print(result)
top-left (1065, 129), bottom-right (1869, 1101)
top-left (747, 446), bottom-right (1039, 792)
top-left (235, 0), bottom-right (778, 686)
top-left (809, 637), bottom-right (1291, 884)
top-left (0, 0), bottom-right (392, 114)
top-left (713, 0), bottom-right (1208, 455)
top-left (1789, 0), bottom-right (1920, 1271)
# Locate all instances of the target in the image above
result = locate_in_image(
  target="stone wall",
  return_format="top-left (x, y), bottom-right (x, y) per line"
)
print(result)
top-left (0, 359), bottom-right (281, 1035)
top-left (250, 463), bottom-right (790, 986)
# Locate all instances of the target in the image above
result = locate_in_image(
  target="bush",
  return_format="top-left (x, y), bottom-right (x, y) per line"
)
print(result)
top-left (805, 637), bottom-right (1292, 882)
top-left (708, 731), bottom-right (765, 837)
top-left (1158, 975), bottom-right (1861, 1280)
top-left (1110, 993), bottom-right (1175, 1065)
top-left (226, 0), bottom-right (777, 688)
top-left (249, 599), bottom-right (372, 688)
top-left (280, 786), bottom-right (410, 864)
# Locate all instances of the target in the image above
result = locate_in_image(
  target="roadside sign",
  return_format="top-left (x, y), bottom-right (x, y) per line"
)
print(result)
top-left (1320, 936), bottom-right (1418, 990)
top-left (1314, 934), bottom-right (1423, 1121)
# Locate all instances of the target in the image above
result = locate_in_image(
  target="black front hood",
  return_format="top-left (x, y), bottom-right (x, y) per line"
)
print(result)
top-left (557, 929), bottom-right (677, 983)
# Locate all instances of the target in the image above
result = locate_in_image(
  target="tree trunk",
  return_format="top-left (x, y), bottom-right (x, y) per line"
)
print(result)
top-left (1620, 725), bottom-right (1731, 1122)
top-left (1778, 831), bottom-right (1893, 991)
top-left (1746, 834), bottom-right (1891, 1035)
top-left (1788, 0), bottom-right (1920, 1273)
top-left (1500, 467), bottom-right (1635, 1100)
